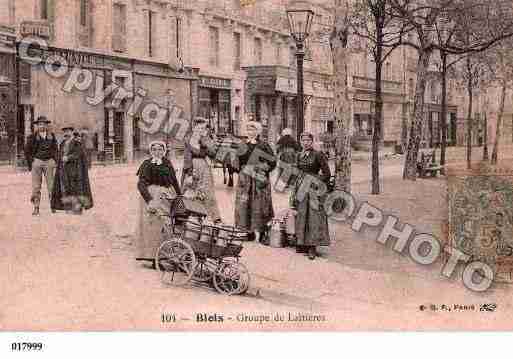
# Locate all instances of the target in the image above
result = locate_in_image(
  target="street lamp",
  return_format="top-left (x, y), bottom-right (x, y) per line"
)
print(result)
top-left (286, 5), bottom-right (314, 141)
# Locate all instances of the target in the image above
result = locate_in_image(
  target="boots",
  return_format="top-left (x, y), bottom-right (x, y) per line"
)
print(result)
top-left (32, 206), bottom-right (39, 216)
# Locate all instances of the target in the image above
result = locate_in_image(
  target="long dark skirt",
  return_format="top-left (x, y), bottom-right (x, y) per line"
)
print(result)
top-left (292, 179), bottom-right (330, 247)
top-left (51, 157), bottom-right (93, 211)
top-left (234, 171), bottom-right (274, 232)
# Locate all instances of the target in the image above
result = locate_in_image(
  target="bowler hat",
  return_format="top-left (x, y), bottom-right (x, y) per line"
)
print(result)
top-left (34, 116), bottom-right (51, 124)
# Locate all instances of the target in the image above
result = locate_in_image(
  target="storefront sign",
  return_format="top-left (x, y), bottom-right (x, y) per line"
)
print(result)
top-left (200, 76), bottom-right (231, 89)
top-left (28, 47), bottom-right (135, 70)
top-left (28, 47), bottom-right (103, 68)
top-left (20, 21), bottom-right (52, 39)
top-left (275, 77), bottom-right (314, 96)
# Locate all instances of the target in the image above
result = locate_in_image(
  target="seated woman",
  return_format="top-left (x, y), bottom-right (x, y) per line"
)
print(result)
top-left (233, 121), bottom-right (276, 243)
top-left (181, 119), bottom-right (222, 223)
top-left (290, 132), bottom-right (331, 260)
top-left (135, 141), bottom-right (181, 269)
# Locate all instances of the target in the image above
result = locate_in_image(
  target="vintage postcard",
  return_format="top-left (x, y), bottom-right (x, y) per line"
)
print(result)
top-left (2, 0), bottom-right (513, 342)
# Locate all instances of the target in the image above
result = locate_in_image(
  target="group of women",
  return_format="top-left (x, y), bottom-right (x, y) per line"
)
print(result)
top-left (135, 119), bottom-right (332, 269)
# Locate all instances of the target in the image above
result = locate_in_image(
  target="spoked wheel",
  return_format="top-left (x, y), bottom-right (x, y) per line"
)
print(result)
top-left (155, 239), bottom-right (196, 286)
top-left (192, 259), bottom-right (215, 283)
top-left (213, 261), bottom-right (250, 295)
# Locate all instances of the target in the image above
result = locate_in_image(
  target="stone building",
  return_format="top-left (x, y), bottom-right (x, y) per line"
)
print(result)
top-left (4, 0), bottom-right (506, 167)
top-left (0, 0), bottom-right (337, 166)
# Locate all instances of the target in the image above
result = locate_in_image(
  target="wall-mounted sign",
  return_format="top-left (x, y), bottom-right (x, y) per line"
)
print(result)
top-left (27, 47), bottom-right (101, 67)
top-left (199, 76), bottom-right (231, 89)
top-left (20, 21), bottom-right (52, 39)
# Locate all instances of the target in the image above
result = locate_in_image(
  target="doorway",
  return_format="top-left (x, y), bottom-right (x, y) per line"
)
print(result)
top-left (113, 112), bottom-right (125, 161)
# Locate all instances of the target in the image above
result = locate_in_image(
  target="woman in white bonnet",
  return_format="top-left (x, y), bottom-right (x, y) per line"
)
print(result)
top-left (232, 120), bottom-right (276, 243)
top-left (135, 140), bottom-right (181, 269)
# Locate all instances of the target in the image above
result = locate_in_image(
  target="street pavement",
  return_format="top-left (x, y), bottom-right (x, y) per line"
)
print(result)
top-left (1, 152), bottom-right (513, 330)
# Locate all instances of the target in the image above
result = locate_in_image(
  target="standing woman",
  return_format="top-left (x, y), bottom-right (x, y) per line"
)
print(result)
top-left (276, 128), bottom-right (302, 188)
top-left (181, 119), bottom-right (222, 223)
top-left (136, 141), bottom-right (181, 269)
top-left (290, 133), bottom-right (331, 260)
top-left (234, 121), bottom-right (276, 243)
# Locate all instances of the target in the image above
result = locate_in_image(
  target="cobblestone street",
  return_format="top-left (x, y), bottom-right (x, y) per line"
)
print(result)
top-left (1, 150), bottom-right (513, 330)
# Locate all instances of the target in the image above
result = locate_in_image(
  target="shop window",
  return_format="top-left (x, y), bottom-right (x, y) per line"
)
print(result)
top-left (209, 26), bottom-right (219, 67)
top-left (234, 106), bottom-right (241, 135)
top-left (327, 121), bottom-right (334, 134)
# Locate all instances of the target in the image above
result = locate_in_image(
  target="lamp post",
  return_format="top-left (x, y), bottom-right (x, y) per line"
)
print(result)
top-left (286, 6), bottom-right (314, 142)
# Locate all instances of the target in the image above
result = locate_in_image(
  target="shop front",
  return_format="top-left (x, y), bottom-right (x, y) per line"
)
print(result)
top-left (0, 25), bottom-right (17, 165)
top-left (197, 76), bottom-right (232, 134)
top-left (17, 44), bottom-right (196, 165)
top-left (244, 65), bottom-right (333, 144)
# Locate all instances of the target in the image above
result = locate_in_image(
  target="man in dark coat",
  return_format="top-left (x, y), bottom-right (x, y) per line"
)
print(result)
top-left (51, 126), bottom-right (94, 214)
top-left (24, 116), bottom-right (59, 215)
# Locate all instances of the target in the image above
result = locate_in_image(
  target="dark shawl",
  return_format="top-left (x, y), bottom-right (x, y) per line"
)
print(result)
top-left (51, 138), bottom-right (93, 211)
top-left (137, 157), bottom-right (181, 203)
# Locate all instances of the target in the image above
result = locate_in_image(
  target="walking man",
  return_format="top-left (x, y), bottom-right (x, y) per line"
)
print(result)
top-left (24, 116), bottom-right (58, 216)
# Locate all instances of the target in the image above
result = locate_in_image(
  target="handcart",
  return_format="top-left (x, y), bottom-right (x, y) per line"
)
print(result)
top-left (154, 194), bottom-right (250, 295)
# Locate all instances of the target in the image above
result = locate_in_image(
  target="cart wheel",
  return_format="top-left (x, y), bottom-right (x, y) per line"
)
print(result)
top-left (155, 239), bottom-right (196, 286)
top-left (213, 261), bottom-right (250, 295)
top-left (192, 260), bottom-right (214, 283)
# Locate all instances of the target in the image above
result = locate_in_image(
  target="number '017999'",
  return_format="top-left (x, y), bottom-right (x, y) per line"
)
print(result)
top-left (11, 342), bottom-right (43, 351)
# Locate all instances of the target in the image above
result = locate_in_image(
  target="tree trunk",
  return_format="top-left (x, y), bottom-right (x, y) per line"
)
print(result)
top-left (403, 48), bottom-right (431, 180)
top-left (466, 66), bottom-right (473, 170)
top-left (491, 82), bottom-right (506, 164)
top-left (401, 108), bottom-right (409, 153)
top-left (483, 113), bottom-right (489, 160)
top-left (330, 1), bottom-right (352, 193)
top-left (371, 16), bottom-right (384, 195)
top-left (440, 52), bottom-right (447, 174)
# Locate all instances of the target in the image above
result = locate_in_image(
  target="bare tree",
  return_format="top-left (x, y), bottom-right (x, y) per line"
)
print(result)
top-left (330, 0), bottom-right (353, 192)
top-left (388, 0), bottom-right (513, 179)
top-left (351, 0), bottom-right (412, 194)
top-left (486, 39), bottom-right (513, 164)
top-left (460, 54), bottom-right (487, 168)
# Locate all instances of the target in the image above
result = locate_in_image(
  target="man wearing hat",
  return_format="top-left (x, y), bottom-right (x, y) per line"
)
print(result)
top-left (24, 116), bottom-right (59, 216)
top-left (51, 126), bottom-right (94, 214)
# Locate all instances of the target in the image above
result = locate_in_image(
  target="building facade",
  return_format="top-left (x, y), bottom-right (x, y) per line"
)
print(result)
top-left (3, 0), bottom-right (507, 168)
